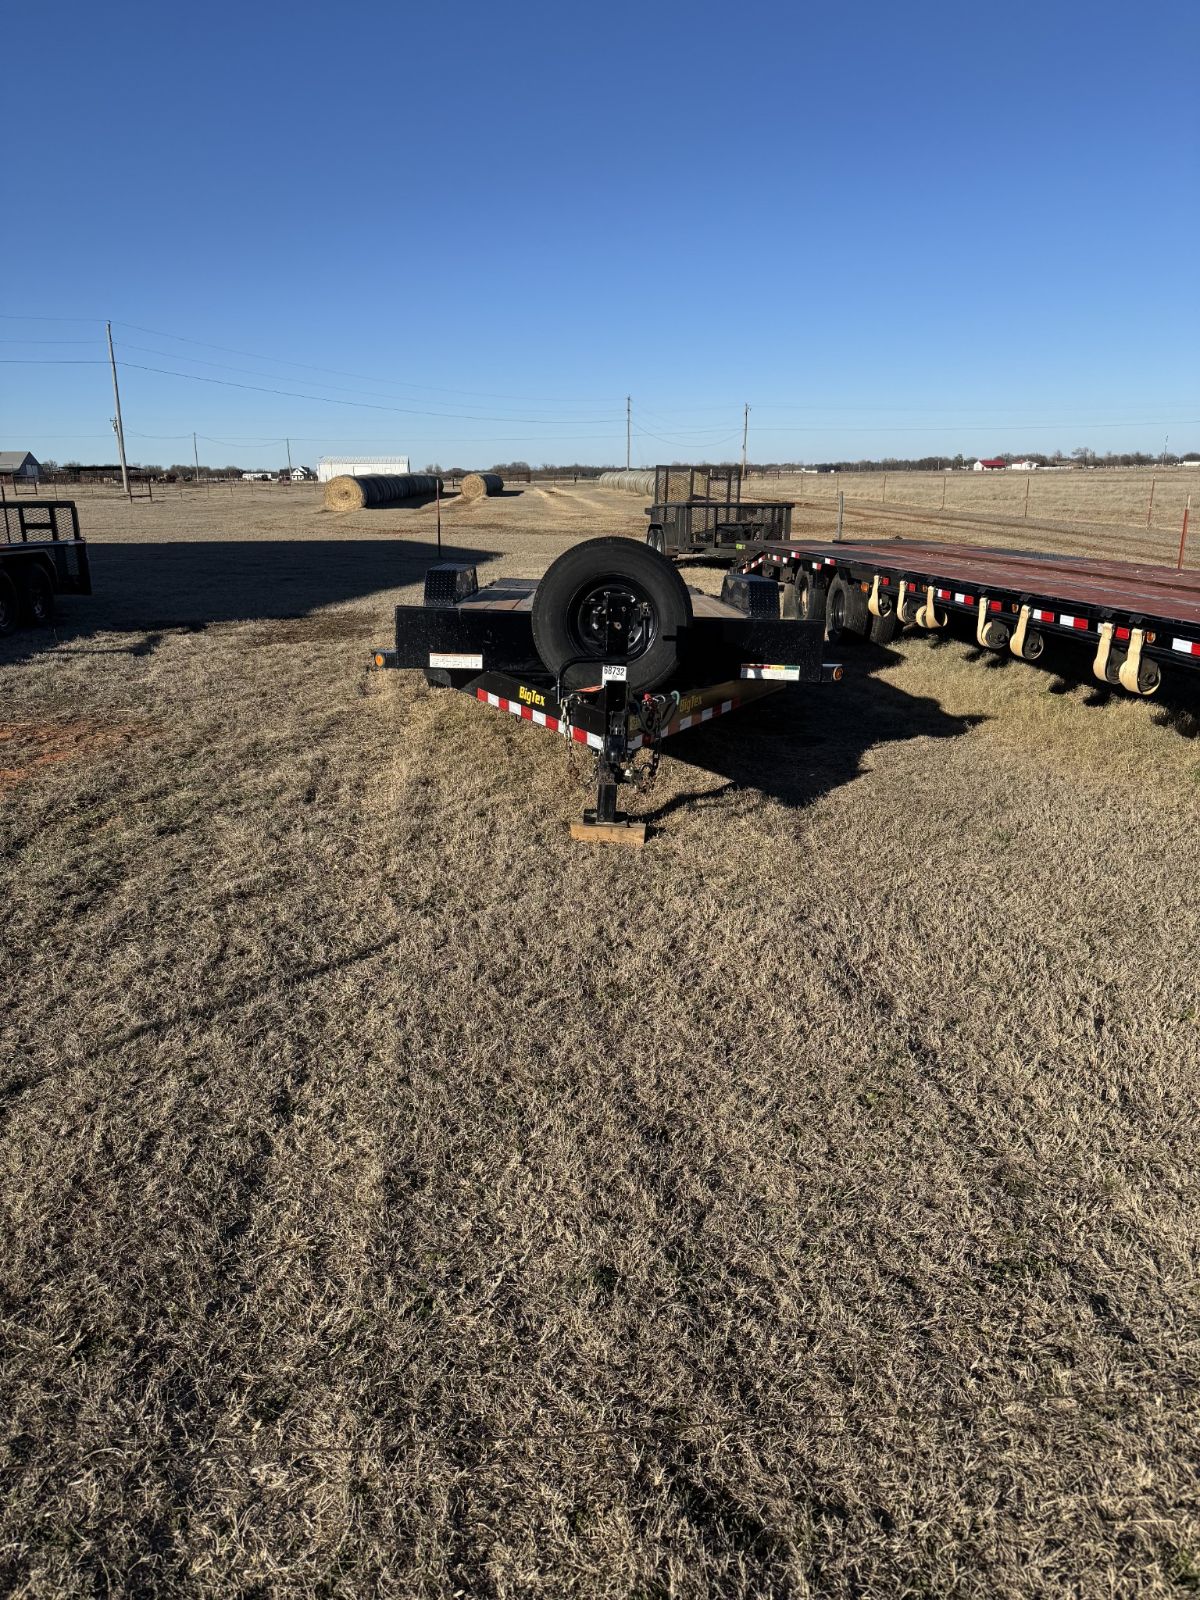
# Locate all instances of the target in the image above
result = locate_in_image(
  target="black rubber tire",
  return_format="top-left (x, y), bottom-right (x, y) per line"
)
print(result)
top-left (825, 574), bottom-right (869, 644)
top-left (797, 570), bottom-right (828, 625)
top-left (532, 537), bottom-right (693, 692)
top-left (870, 604), bottom-right (896, 643)
top-left (0, 571), bottom-right (18, 636)
top-left (20, 563), bottom-right (54, 626)
top-left (646, 525), bottom-right (666, 556)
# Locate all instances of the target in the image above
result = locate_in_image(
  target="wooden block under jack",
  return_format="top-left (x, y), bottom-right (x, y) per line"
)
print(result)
top-left (569, 817), bottom-right (647, 847)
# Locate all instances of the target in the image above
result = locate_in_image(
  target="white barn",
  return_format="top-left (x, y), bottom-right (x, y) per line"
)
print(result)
top-left (317, 455), bottom-right (410, 483)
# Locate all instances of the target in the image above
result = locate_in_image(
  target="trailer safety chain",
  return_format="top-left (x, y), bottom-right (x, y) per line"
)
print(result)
top-left (630, 691), bottom-right (682, 793)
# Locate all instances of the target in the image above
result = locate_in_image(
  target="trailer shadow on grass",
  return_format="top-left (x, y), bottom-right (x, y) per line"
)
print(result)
top-left (645, 646), bottom-right (985, 821)
top-left (926, 623), bottom-right (1200, 733)
top-left (0, 537), bottom-right (497, 664)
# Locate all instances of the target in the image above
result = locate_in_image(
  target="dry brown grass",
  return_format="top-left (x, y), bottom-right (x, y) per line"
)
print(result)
top-left (2, 479), bottom-right (1199, 1596)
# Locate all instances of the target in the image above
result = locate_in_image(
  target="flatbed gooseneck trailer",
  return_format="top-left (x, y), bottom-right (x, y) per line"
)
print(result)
top-left (729, 536), bottom-right (1200, 696)
top-left (374, 537), bottom-right (841, 844)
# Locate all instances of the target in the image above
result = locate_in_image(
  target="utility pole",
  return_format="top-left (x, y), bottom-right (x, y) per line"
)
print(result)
top-left (741, 402), bottom-right (750, 479)
top-left (285, 437), bottom-right (293, 487)
top-left (193, 431), bottom-right (204, 494)
top-left (626, 395), bottom-right (631, 470)
top-left (105, 321), bottom-right (130, 500)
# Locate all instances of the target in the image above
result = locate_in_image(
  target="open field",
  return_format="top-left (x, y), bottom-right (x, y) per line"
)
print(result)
top-left (742, 468), bottom-right (1199, 570)
top-left (2, 478), bottom-right (1199, 1596)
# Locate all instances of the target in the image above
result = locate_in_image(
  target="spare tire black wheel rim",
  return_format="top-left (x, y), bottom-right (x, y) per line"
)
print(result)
top-left (570, 582), bottom-right (658, 660)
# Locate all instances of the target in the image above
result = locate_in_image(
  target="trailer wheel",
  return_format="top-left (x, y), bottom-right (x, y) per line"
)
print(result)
top-left (20, 564), bottom-right (54, 626)
top-left (0, 571), bottom-right (18, 636)
top-left (646, 525), bottom-right (665, 556)
top-left (868, 592), bottom-right (900, 645)
top-left (788, 570), bottom-right (827, 624)
top-left (825, 575), bottom-right (869, 643)
top-left (532, 536), bottom-right (693, 692)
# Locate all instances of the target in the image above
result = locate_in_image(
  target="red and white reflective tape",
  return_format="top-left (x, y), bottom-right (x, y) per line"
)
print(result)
top-left (1172, 637), bottom-right (1200, 657)
top-left (476, 689), bottom-right (610, 750)
top-left (1030, 607), bottom-right (1089, 630)
top-left (666, 698), bottom-right (736, 737)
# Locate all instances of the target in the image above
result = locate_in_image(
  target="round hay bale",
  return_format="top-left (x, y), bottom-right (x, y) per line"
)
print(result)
top-left (324, 472), bottom-right (444, 512)
top-left (324, 474), bottom-right (367, 512)
top-left (597, 470), bottom-right (657, 496)
top-left (460, 472), bottom-right (504, 501)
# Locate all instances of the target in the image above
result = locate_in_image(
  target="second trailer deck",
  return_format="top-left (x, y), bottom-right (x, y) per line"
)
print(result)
top-left (735, 536), bottom-right (1200, 694)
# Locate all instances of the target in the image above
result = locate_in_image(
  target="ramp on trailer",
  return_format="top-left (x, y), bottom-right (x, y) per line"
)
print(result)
top-left (738, 536), bottom-right (1200, 696)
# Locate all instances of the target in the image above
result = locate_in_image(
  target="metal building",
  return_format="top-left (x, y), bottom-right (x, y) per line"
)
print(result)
top-left (317, 455), bottom-right (410, 483)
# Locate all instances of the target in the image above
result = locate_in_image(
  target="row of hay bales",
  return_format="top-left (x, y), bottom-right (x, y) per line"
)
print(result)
top-left (597, 469), bottom-right (657, 495)
top-left (323, 472), bottom-right (443, 512)
top-left (324, 470), bottom-right (505, 512)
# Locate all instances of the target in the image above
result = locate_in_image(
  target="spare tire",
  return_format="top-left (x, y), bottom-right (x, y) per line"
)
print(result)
top-left (532, 537), bottom-right (693, 692)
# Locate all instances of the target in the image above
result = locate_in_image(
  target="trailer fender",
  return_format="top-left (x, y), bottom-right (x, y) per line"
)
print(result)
top-left (915, 585), bottom-right (945, 630)
top-left (1117, 626), bottom-right (1161, 697)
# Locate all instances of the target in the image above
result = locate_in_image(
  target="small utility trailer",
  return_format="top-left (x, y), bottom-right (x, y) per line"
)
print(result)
top-left (0, 499), bottom-right (91, 634)
top-left (735, 535), bottom-right (1200, 696)
top-left (645, 465), bottom-right (793, 559)
top-left (373, 537), bottom-right (840, 843)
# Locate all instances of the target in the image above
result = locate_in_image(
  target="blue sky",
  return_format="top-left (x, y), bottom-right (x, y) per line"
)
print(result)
top-left (4, 0), bottom-right (1197, 468)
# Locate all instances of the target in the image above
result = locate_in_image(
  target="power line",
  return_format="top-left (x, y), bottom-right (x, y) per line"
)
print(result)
top-left (111, 319), bottom-right (622, 405)
top-left (112, 341), bottom-right (621, 421)
top-left (112, 361), bottom-right (625, 425)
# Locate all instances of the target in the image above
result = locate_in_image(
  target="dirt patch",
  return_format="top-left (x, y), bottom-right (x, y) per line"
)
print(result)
top-left (0, 718), bottom-right (147, 790)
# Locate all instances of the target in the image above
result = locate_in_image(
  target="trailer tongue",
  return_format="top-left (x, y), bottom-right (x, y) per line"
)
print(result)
top-left (374, 537), bottom-right (840, 844)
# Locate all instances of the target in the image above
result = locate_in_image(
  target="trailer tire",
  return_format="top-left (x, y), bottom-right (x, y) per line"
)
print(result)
top-left (20, 563), bottom-right (54, 626)
top-left (790, 570), bottom-right (827, 624)
top-left (646, 525), bottom-right (666, 556)
top-left (531, 536), bottom-right (693, 693)
top-left (825, 575), bottom-right (869, 644)
top-left (0, 571), bottom-right (18, 636)
top-left (868, 597), bottom-right (900, 645)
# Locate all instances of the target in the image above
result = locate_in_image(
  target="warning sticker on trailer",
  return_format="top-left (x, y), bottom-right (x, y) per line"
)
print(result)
top-left (601, 664), bottom-right (628, 683)
top-left (429, 652), bottom-right (483, 670)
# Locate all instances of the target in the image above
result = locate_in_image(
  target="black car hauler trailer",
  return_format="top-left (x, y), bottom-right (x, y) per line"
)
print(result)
top-left (373, 537), bottom-right (840, 844)
top-left (0, 499), bottom-right (91, 634)
top-left (733, 535), bottom-right (1200, 697)
top-left (645, 465), bottom-right (793, 559)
